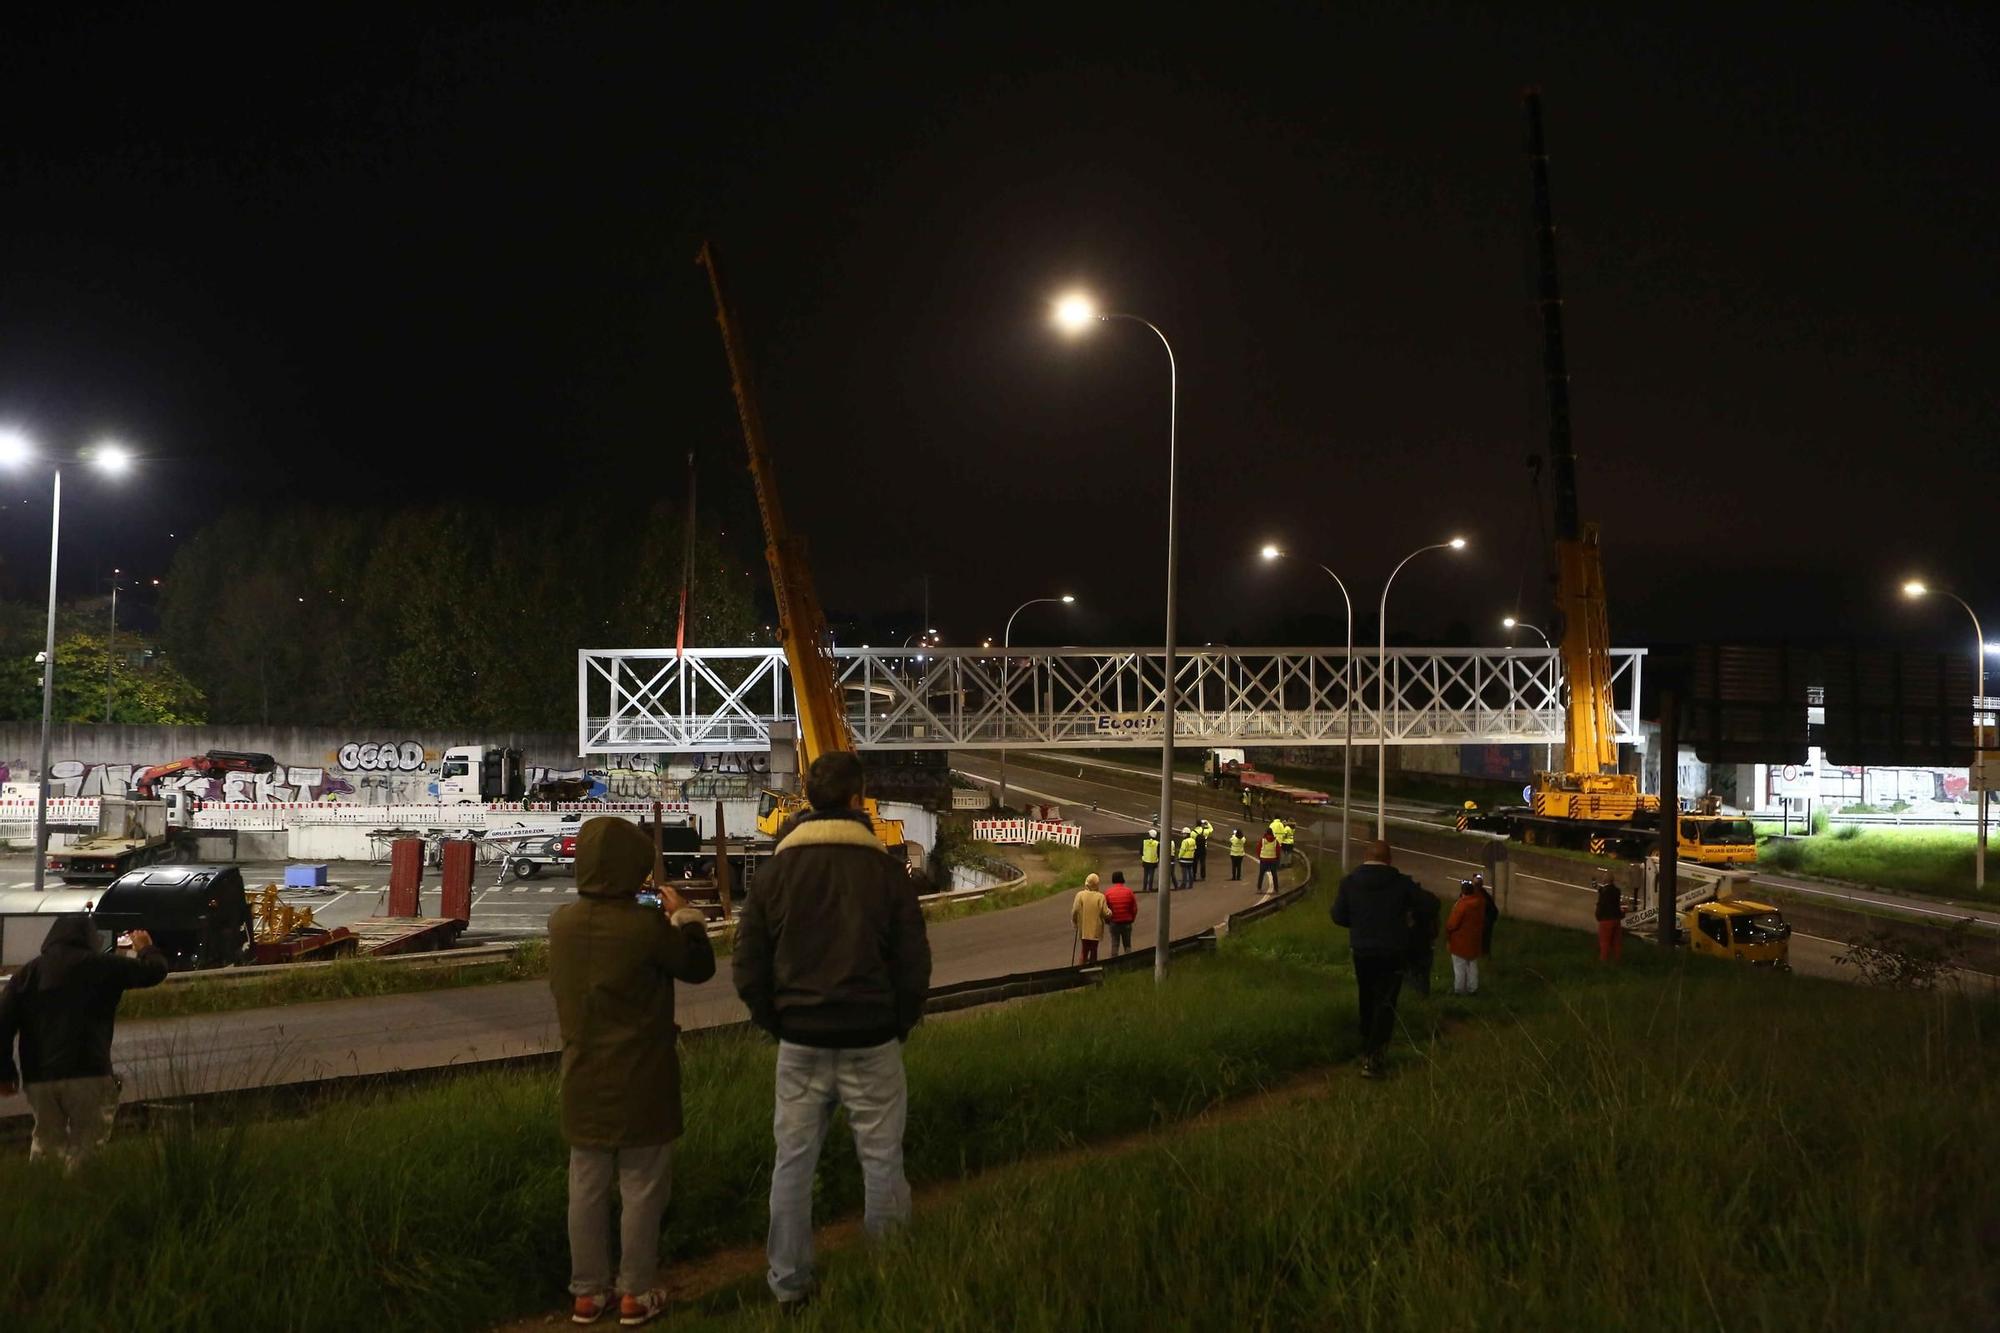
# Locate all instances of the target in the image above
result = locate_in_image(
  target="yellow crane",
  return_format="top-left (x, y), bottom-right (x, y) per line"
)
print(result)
top-left (1491, 95), bottom-right (1752, 867)
top-left (697, 242), bottom-right (905, 853)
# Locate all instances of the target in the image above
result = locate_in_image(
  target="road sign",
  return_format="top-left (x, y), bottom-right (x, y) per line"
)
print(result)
top-left (1772, 761), bottom-right (1818, 798)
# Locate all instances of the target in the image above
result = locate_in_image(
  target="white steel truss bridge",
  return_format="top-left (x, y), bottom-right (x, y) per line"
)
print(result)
top-left (578, 646), bottom-right (1646, 756)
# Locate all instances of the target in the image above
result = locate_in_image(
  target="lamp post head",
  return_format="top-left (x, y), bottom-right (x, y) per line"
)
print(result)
top-left (1448, 536), bottom-right (1468, 550)
top-left (1060, 594), bottom-right (1075, 604)
top-left (89, 441), bottom-right (133, 476)
top-left (1053, 292), bottom-right (1100, 333)
top-left (1502, 616), bottom-right (1518, 629)
top-left (0, 430), bottom-right (33, 469)
top-left (1902, 580), bottom-right (1928, 598)
top-left (1259, 544), bottom-right (1282, 562)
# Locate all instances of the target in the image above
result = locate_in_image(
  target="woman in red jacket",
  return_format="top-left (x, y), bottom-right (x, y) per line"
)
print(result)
top-left (1445, 880), bottom-right (1487, 995)
top-left (1102, 871), bottom-right (1139, 957)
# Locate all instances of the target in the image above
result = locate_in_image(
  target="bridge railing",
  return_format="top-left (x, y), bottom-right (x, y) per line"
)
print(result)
top-left (579, 646), bottom-right (1645, 755)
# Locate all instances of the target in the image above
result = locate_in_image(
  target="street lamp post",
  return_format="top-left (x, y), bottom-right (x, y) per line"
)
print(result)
top-left (1262, 546), bottom-right (1355, 874)
top-left (1503, 616), bottom-right (1557, 774)
top-left (997, 594), bottom-right (1076, 811)
top-left (1, 433), bottom-right (133, 892)
top-left (1903, 580), bottom-right (1988, 891)
top-left (1376, 537), bottom-right (1467, 837)
top-left (1056, 292), bottom-right (1181, 982)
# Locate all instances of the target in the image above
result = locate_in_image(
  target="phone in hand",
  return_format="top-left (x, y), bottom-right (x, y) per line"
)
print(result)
top-left (637, 890), bottom-right (662, 908)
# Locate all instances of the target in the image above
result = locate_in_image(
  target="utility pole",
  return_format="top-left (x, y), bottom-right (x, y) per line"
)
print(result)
top-left (105, 570), bottom-right (122, 723)
top-left (1656, 690), bottom-right (1679, 948)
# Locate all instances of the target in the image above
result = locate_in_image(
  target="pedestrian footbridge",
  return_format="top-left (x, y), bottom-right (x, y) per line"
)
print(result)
top-left (577, 646), bottom-right (1646, 756)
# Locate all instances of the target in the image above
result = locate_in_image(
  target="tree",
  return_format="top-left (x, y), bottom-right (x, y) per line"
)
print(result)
top-left (0, 631), bottom-right (207, 724)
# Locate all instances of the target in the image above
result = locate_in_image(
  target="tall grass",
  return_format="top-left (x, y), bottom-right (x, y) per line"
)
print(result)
top-left (1758, 825), bottom-right (1985, 901)
top-left (117, 939), bottom-right (552, 1021)
top-left (679, 941), bottom-right (2000, 1330)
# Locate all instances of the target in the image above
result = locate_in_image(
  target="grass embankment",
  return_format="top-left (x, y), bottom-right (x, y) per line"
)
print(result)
top-left (668, 932), bottom-right (2000, 1330)
top-left (1757, 825), bottom-right (1989, 903)
top-left (0, 890), bottom-right (1355, 1332)
top-left (10, 900), bottom-right (1996, 1330)
top-left (117, 940), bottom-right (552, 1021)
top-left (924, 841), bottom-right (1098, 926)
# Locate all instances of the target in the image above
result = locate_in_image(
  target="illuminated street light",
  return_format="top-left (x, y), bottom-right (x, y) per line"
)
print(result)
top-left (998, 593), bottom-right (1080, 810)
top-left (1261, 544), bottom-right (1356, 873)
top-left (1053, 292), bottom-right (1099, 333)
top-left (0, 432), bottom-right (135, 892)
top-left (1055, 286), bottom-right (1181, 982)
top-left (1377, 536), bottom-right (1469, 836)
top-left (1902, 577), bottom-right (1989, 890)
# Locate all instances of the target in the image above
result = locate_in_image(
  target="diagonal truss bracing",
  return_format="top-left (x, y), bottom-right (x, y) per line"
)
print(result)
top-left (579, 646), bottom-right (1645, 755)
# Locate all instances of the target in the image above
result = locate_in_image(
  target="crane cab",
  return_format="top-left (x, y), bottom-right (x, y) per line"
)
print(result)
top-left (1682, 898), bottom-right (1791, 969)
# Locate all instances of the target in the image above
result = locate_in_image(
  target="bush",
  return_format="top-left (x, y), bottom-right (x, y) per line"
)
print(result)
top-left (1833, 823), bottom-right (1863, 842)
top-left (1810, 807), bottom-right (1830, 836)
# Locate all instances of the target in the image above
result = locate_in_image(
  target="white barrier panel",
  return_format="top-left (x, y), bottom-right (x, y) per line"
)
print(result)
top-left (0, 798), bottom-right (102, 827)
top-left (972, 818), bottom-right (1082, 848)
top-left (189, 801), bottom-right (692, 831)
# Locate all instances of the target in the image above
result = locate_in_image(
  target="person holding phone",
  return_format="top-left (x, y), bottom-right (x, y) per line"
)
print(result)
top-left (548, 817), bottom-right (716, 1327)
top-left (0, 916), bottom-right (167, 1170)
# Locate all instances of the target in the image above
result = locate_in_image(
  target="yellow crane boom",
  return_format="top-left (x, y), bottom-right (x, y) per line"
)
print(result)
top-left (696, 242), bottom-right (903, 851)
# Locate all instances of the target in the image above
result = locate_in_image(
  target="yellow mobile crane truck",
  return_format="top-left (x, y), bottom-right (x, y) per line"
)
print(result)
top-left (698, 243), bottom-right (906, 855)
top-left (1465, 95), bottom-right (1754, 870)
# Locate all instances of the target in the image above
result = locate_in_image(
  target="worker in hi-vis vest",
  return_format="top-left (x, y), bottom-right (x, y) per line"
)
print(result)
top-left (1176, 828), bottom-right (1198, 891)
top-left (1140, 829), bottom-right (1161, 893)
top-left (1228, 828), bottom-right (1247, 881)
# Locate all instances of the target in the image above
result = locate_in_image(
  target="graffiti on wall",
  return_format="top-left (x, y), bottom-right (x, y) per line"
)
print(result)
top-left (337, 741), bottom-right (431, 771)
top-left (44, 760), bottom-right (358, 803)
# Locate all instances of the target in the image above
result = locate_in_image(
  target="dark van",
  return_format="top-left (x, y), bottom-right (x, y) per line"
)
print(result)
top-left (91, 865), bottom-right (252, 971)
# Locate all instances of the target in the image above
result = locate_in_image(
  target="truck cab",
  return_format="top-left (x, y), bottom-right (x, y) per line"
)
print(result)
top-left (1679, 815), bottom-right (1758, 867)
top-left (429, 746), bottom-right (526, 804)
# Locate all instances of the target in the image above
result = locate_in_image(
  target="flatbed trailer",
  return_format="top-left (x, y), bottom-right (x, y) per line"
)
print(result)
top-left (249, 915), bottom-right (465, 965)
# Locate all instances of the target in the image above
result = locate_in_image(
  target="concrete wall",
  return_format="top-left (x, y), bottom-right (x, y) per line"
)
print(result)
top-left (0, 724), bottom-right (730, 805)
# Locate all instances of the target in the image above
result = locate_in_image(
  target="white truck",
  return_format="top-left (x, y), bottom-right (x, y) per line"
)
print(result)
top-left (428, 746), bottom-right (527, 804)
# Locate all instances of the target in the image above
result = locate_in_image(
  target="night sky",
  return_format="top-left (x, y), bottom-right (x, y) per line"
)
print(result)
top-left (3, 4), bottom-right (1993, 655)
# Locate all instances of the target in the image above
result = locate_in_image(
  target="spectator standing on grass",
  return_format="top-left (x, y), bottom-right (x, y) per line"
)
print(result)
top-left (1140, 829), bottom-right (1161, 893)
top-left (1446, 881), bottom-right (1487, 995)
top-left (1228, 828), bottom-right (1247, 881)
top-left (548, 816), bottom-right (717, 1328)
top-left (1255, 828), bottom-right (1282, 896)
top-left (1071, 873), bottom-right (1111, 965)
top-left (733, 753), bottom-right (933, 1317)
top-left (1332, 841), bottom-right (1425, 1079)
top-left (1594, 870), bottom-right (1625, 962)
top-left (1103, 871), bottom-right (1138, 956)
top-left (0, 917), bottom-right (167, 1172)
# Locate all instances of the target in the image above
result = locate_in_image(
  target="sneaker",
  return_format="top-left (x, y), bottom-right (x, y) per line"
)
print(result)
top-left (778, 1293), bottom-right (814, 1320)
top-left (572, 1293), bottom-right (614, 1325)
top-left (619, 1290), bottom-right (669, 1326)
top-left (1359, 1057), bottom-right (1379, 1080)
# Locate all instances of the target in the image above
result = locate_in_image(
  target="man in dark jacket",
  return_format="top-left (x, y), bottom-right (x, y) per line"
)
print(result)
top-left (733, 752), bottom-right (932, 1314)
top-left (548, 816), bottom-right (717, 1327)
top-left (1331, 841), bottom-right (1424, 1079)
top-left (0, 915), bottom-right (167, 1170)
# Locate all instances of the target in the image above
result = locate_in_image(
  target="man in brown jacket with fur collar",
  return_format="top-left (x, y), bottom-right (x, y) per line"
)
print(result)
top-left (732, 752), bottom-right (932, 1315)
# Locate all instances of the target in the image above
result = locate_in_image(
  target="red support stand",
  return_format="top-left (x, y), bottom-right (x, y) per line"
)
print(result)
top-left (440, 839), bottom-right (474, 923)
top-left (389, 838), bottom-right (424, 917)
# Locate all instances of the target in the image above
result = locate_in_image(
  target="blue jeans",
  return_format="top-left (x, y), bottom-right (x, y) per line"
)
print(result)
top-left (767, 1039), bottom-right (911, 1301)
